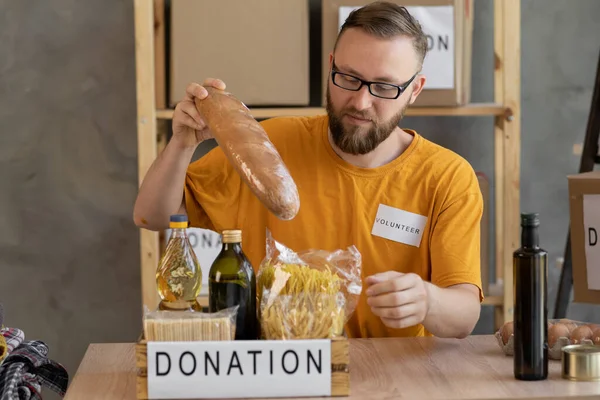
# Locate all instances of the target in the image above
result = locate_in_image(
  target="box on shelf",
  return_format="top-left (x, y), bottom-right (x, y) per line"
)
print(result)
top-left (321, 0), bottom-right (473, 107)
top-left (568, 170), bottom-right (600, 304)
top-left (169, 0), bottom-right (310, 108)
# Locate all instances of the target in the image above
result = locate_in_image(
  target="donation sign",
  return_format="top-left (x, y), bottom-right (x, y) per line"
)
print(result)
top-left (146, 340), bottom-right (332, 399)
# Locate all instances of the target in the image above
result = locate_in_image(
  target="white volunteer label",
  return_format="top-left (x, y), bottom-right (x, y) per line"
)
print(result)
top-left (583, 195), bottom-right (600, 290)
top-left (338, 5), bottom-right (455, 89)
top-left (147, 340), bottom-right (332, 399)
top-left (371, 204), bottom-right (427, 247)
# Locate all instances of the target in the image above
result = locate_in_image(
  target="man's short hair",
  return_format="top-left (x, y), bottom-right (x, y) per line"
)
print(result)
top-left (334, 1), bottom-right (428, 70)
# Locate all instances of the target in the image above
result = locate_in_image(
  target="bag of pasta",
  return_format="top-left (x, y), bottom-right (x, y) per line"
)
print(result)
top-left (257, 230), bottom-right (362, 340)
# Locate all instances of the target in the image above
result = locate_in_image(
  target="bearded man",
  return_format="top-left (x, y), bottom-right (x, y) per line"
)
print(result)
top-left (133, 1), bottom-right (484, 339)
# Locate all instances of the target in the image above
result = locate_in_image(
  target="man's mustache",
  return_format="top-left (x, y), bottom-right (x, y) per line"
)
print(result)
top-left (342, 108), bottom-right (375, 121)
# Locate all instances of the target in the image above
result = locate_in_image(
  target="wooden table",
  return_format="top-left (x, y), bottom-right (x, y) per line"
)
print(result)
top-left (65, 335), bottom-right (600, 400)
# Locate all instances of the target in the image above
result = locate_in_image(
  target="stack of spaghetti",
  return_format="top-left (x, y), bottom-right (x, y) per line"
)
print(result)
top-left (258, 262), bottom-right (346, 340)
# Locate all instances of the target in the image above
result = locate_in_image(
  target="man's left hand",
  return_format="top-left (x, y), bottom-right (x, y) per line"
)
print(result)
top-left (365, 271), bottom-right (430, 329)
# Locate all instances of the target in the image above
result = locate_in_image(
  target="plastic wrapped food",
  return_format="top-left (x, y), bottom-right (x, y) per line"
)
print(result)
top-left (143, 306), bottom-right (239, 342)
top-left (496, 318), bottom-right (600, 360)
top-left (257, 230), bottom-right (362, 340)
top-left (194, 87), bottom-right (300, 221)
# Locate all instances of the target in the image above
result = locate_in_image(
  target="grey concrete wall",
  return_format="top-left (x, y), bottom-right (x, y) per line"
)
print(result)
top-left (0, 0), bottom-right (141, 395)
top-left (1, 0), bottom-right (600, 393)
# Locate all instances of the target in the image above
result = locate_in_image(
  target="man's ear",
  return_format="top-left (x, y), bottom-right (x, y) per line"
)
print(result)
top-left (328, 53), bottom-right (334, 70)
top-left (408, 74), bottom-right (427, 104)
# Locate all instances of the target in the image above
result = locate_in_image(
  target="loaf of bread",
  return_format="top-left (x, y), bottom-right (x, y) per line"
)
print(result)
top-left (194, 87), bottom-right (300, 220)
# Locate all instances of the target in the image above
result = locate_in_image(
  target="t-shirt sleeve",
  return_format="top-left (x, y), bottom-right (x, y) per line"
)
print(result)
top-left (429, 168), bottom-right (484, 303)
top-left (184, 146), bottom-right (243, 232)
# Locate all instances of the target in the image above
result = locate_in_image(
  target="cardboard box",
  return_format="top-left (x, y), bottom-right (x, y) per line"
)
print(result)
top-left (568, 170), bottom-right (600, 304)
top-left (170, 0), bottom-right (310, 107)
top-left (477, 172), bottom-right (490, 295)
top-left (321, 0), bottom-right (473, 107)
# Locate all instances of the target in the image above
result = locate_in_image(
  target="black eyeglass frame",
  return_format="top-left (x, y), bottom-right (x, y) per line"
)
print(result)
top-left (330, 60), bottom-right (418, 100)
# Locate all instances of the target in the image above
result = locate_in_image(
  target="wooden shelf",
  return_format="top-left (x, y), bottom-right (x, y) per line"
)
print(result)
top-left (135, 0), bottom-right (521, 333)
top-left (482, 295), bottom-right (503, 306)
top-left (155, 102), bottom-right (507, 120)
top-left (482, 282), bottom-right (504, 306)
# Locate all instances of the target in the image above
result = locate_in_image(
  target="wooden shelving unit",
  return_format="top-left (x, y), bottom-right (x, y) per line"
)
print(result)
top-left (155, 102), bottom-right (508, 120)
top-left (133, 0), bottom-right (521, 330)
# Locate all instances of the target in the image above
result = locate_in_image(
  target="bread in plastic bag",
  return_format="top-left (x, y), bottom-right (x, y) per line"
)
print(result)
top-left (143, 305), bottom-right (239, 342)
top-left (194, 87), bottom-right (300, 221)
top-left (257, 230), bottom-right (362, 340)
top-left (495, 318), bottom-right (600, 360)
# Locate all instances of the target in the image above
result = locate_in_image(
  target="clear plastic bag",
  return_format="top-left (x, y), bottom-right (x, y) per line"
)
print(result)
top-left (257, 230), bottom-right (362, 340)
top-left (495, 318), bottom-right (600, 360)
top-left (143, 305), bottom-right (239, 342)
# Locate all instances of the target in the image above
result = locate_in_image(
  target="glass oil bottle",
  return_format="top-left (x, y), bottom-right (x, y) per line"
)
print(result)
top-left (209, 229), bottom-right (258, 340)
top-left (513, 212), bottom-right (548, 380)
top-left (156, 214), bottom-right (202, 311)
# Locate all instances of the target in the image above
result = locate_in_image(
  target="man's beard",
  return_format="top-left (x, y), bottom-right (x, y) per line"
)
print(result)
top-left (326, 86), bottom-right (409, 155)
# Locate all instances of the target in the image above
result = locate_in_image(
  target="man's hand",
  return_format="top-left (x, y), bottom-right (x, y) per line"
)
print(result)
top-left (366, 271), bottom-right (481, 338)
top-left (365, 271), bottom-right (430, 330)
top-left (172, 78), bottom-right (227, 149)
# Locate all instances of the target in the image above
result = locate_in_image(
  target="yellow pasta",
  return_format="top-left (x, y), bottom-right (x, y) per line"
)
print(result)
top-left (258, 262), bottom-right (346, 340)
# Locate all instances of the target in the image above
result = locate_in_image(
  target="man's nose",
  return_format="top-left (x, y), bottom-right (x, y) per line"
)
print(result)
top-left (348, 85), bottom-right (373, 111)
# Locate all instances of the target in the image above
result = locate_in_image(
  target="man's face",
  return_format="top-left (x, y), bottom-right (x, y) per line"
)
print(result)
top-left (326, 28), bottom-right (424, 155)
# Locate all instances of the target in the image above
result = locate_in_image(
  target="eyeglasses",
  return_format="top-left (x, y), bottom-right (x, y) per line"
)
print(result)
top-left (330, 62), bottom-right (418, 100)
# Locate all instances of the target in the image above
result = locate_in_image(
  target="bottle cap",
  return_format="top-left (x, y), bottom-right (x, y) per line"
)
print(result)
top-left (170, 214), bottom-right (188, 229)
top-left (222, 230), bottom-right (242, 243)
top-left (520, 213), bottom-right (540, 227)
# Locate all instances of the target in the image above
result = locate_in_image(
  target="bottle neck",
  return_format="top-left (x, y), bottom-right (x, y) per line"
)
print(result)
top-left (521, 226), bottom-right (539, 249)
top-left (221, 242), bottom-right (242, 253)
top-left (170, 228), bottom-right (187, 238)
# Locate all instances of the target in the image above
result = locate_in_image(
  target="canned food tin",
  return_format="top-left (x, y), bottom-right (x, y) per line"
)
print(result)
top-left (561, 344), bottom-right (600, 381)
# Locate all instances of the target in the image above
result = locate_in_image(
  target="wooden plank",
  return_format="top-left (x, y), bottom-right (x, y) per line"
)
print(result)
top-left (153, 0), bottom-right (166, 109)
top-left (500, 0), bottom-right (521, 325)
top-left (493, 0), bottom-right (505, 286)
top-left (407, 103), bottom-right (505, 116)
top-left (155, 103), bottom-right (507, 120)
top-left (156, 120), bottom-right (168, 258)
top-left (482, 295), bottom-right (503, 306)
top-left (331, 337), bottom-right (350, 396)
top-left (155, 0), bottom-right (168, 262)
top-left (64, 344), bottom-right (137, 400)
top-left (493, 0), bottom-right (506, 331)
top-left (134, 0), bottom-right (160, 312)
top-left (484, 283), bottom-right (504, 307)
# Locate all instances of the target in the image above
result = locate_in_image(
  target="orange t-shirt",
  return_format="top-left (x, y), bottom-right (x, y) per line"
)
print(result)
top-left (184, 114), bottom-right (484, 338)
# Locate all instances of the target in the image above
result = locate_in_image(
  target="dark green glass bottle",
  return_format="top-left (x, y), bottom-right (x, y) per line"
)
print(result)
top-left (513, 213), bottom-right (548, 380)
top-left (208, 230), bottom-right (258, 340)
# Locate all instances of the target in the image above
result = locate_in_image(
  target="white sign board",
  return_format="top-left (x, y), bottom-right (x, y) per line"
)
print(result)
top-left (338, 5), bottom-right (455, 89)
top-left (583, 195), bottom-right (600, 290)
top-left (147, 340), bottom-right (332, 399)
top-left (165, 228), bottom-right (222, 295)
